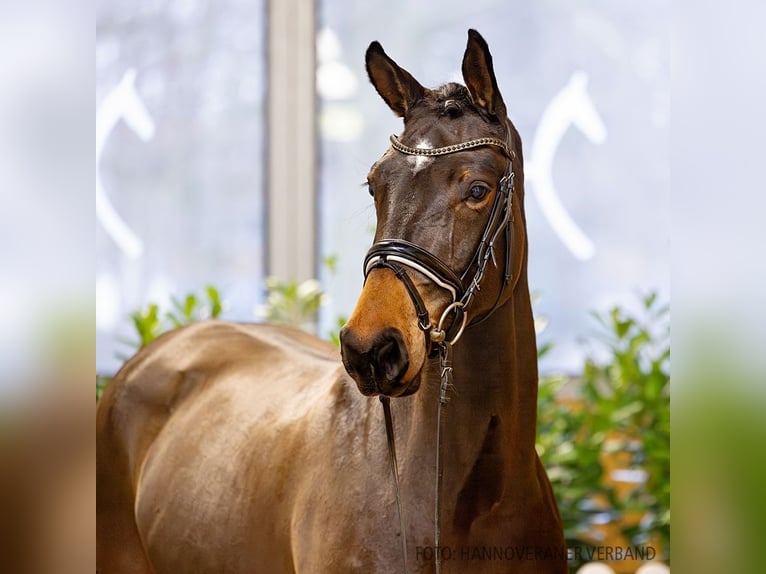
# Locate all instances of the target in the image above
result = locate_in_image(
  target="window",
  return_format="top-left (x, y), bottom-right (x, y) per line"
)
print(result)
top-left (96, 0), bottom-right (267, 372)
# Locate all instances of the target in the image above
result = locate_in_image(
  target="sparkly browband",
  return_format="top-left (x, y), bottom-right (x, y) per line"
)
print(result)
top-left (389, 134), bottom-right (515, 160)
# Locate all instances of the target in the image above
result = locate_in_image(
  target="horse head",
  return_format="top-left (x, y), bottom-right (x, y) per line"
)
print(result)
top-left (340, 30), bottom-right (526, 398)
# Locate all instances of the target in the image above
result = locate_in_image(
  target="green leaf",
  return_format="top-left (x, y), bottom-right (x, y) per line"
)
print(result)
top-left (183, 294), bottom-right (197, 320)
top-left (130, 303), bottom-right (161, 347)
top-left (166, 312), bottom-right (183, 329)
top-left (322, 255), bottom-right (338, 274)
top-left (643, 291), bottom-right (657, 309)
top-left (206, 285), bottom-right (223, 318)
top-left (537, 341), bottom-right (554, 359)
top-left (615, 317), bottom-right (634, 340)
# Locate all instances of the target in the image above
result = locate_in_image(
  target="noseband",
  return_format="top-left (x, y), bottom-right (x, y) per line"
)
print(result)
top-left (365, 128), bottom-right (516, 574)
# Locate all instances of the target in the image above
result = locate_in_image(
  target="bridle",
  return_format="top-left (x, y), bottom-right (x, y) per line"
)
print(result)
top-left (365, 132), bottom-right (516, 349)
top-left (364, 125), bottom-right (516, 574)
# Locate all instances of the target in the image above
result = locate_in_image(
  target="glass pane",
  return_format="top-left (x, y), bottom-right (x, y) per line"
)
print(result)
top-left (96, 0), bottom-right (266, 373)
top-left (317, 1), bottom-right (669, 373)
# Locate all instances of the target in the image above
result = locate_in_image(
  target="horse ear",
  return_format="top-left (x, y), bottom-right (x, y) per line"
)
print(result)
top-left (365, 41), bottom-right (425, 118)
top-left (461, 29), bottom-right (507, 120)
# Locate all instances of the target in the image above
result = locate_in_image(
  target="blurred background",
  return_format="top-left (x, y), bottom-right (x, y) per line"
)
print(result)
top-left (93, 2), bottom-right (672, 571)
top-left (3, 0), bottom-right (765, 573)
top-left (95, 0), bottom-right (669, 377)
top-left (92, 3), bottom-right (674, 572)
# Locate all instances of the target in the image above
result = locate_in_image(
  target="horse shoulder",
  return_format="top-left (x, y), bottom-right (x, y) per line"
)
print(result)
top-left (99, 321), bottom-right (366, 572)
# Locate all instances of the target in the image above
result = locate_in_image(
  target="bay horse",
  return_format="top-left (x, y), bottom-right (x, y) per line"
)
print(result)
top-left (97, 30), bottom-right (566, 573)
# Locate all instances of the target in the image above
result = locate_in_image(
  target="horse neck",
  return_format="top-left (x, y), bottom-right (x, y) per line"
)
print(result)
top-left (456, 282), bottom-right (539, 452)
top-left (396, 275), bottom-right (540, 500)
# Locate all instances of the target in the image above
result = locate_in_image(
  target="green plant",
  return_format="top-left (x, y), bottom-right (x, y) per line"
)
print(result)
top-left (96, 374), bottom-right (110, 401)
top-left (532, 291), bottom-right (553, 359)
top-left (258, 277), bottom-right (325, 331)
top-left (99, 286), bottom-right (224, 401)
top-left (536, 293), bottom-right (670, 567)
top-left (259, 256), bottom-right (346, 344)
top-left (123, 285), bottom-right (223, 350)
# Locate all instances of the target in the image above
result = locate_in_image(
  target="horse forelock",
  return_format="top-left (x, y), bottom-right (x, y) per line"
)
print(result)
top-left (430, 83), bottom-right (473, 115)
top-left (424, 82), bottom-right (525, 195)
top-left (408, 82), bottom-right (509, 139)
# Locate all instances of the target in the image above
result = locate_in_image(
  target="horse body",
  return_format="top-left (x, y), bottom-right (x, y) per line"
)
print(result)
top-left (98, 318), bottom-right (562, 573)
top-left (98, 322), bottom-right (354, 572)
top-left (97, 29), bottom-right (566, 573)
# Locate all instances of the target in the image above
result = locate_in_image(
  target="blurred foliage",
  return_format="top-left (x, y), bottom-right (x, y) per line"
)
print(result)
top-left (97, 286), bottom-right (223, 401)
top-left (322, 254), bottom-right (338, 274)
top-left (100, 267), bottom-right (349, 399)
top-left (531, 291), bottom-right (553, 359)
top-left (258, 277), bottom-right (325, 331)
top-left (96, 374), bottom-right (110, 402)
top-left (674, 343), bottom-right (766, 574)
top-left (537, 292), bottom-right (670, 568)
top-left (124, 285), bottom-right (223, 350)
top-left (258, 256), bottom-right (345, 338)
top-left (328, 316), bottom-right (348, 346)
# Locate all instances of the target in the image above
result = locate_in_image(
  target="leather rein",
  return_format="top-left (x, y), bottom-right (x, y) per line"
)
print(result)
top-left (365, 128), bottom-right (516, 574)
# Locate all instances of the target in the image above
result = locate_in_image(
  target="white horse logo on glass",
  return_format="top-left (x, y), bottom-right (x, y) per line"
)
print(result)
top-left (96, 69), bottom-right (155, 259)
top-left (526, 71), bottom-right (607, 261)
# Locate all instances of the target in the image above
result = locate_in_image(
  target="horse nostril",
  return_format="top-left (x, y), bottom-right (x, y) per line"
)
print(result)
top-left (338, 325), bottom-right (350, 349)
top-left (340, 327), bottom-right (410, 394)
top-left (374, 329), bottom-right (409, 383)
top-left (339, 327), bottom-right (363, 374)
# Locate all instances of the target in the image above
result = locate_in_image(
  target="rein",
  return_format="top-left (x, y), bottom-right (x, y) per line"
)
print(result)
top-left (366, 130), bottom-right (515, 574)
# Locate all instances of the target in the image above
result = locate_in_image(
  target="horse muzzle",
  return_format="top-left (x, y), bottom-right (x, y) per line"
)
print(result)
top-left (339, 326), bottom-right (420, 397)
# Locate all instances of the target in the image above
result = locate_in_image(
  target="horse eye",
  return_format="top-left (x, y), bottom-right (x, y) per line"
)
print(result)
top-left (468, 184), bottom-right (489, 201)
top-left (368, 184), bottom-right (375, 198)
